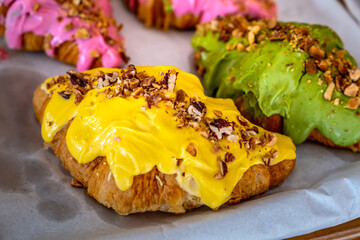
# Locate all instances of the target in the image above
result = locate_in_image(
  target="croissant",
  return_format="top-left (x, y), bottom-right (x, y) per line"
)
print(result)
top-left (33, 65), bottom-right (296, 215)
top-left (123, 0), bottom-right (277, 30)
top-left (0, 0), bottom-right (127, 71)
top-left (192, 15), bottom-right (360, 152)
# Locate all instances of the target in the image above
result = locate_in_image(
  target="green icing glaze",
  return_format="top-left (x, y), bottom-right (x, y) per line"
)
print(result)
top-left (192, 22), bottom-right (360, 146)
top-left (162, 0), bottom-right (173, 13)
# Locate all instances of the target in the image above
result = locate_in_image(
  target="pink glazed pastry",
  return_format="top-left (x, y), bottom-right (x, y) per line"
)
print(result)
top-left (0, 0), bottom-right (127, 71)
top-left (124, 0), bottom-right (277, 30)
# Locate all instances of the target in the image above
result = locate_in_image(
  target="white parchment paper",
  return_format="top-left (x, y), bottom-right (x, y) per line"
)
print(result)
top-left (0, 0), bottom-right (359, 239)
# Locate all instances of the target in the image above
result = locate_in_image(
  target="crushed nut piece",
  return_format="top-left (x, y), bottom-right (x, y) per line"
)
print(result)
top-left (317, 60), bottom-right (328, 72)
top-left (309, 45), bottom-right (325, 59)
top-left (209, 119), bottom-right (233, 140)
top-left (176, 89), bottom-right (186, 102)
top-left (237, 115), bottom-right (248, 126)
top-left (67, 70), bottom-right (88, 87)
top-left (227, 134), bottom-right (239, 142)
top-left (188, 101), bottom-right (207, 121)
top-left (224, 152), bottom-right (236, 163)
top-left (213, 110), bottom-right (223, 118)
top-left (200, 130), bottom-right (209, 139)
top-left (129, 78), bottom-right (140, 90)
top-left (344, 83), bottom-right (359, 97)
top-left (324, 82), bottom-right (335, 101)
top-left (186, 143), bottom-right (197, 157)
top-left (212, 143), bottom-right (223, 154)
top-left (75, 28), bottom-right (91, 39)
top-left (161, 69), bottom-right (177, 92)
top-left (262, 149), bottom-right (278, 166)
top-left (141, 76), bottom-right (155, 87)
top-left (33, 2), bottom-right (41, 12)
top-left (214, 159), bottom-right (227, 179)
top-left (248, 31), bottom-right (255, 45)
top-left (349, 69), bottom-right (360, 82)
top-left (305, 59), bottom-right (317, 75)
top-left (58, 91), bottom-right (71, 100)
top-left (89, 49), bottom-right (100, 58)
top-left (345, 97), bottom-right (360, 109)
top-left (267, 18), bottom-right (277, 29)
top-left (131, 87), bottom-right (143, 97)
top-left (122, 65), bottom-right (136, 80)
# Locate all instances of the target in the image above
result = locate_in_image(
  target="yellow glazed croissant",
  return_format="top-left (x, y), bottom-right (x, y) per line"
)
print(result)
top-left (33, 65), bottom-right (296, 215)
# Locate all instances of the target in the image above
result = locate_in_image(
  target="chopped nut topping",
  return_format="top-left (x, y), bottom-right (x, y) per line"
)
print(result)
top-left (265, 133), bottom-right (277, 147)
top-left (309, 45), bottom-right (325, 59)
top-left (131, 87), bottom-right (143, 97)
top-left (213, 110), bottom-right (223, 118)
top-left (349, 69), bottom-right (360, 82)
top-left (260, 132), bottom-right (277, 147)
top-left (317, 60), bottom-right (328, 71)
top-left (344, 83), bottom-right (359, 97)
top-left (269, 30), bottom-right (286, 41)
top-left (33, 2), bottom-right (41, 13)
top-left (75, 28), bottom-right (91, 39)
top-left (305, 59), bottom-right (317, 75)
top-left (161, 69), bottom-right (177, 92)
top-left (122, 65), bottom-right (136, 80)
top-left (237, 115), bottom-right (248, 126)
top-left (237, 43), bottom-right (245, 52)
top-left (89, 49), bottom-right (100, 58)
top-left (129, 78), bottom-right (140, 90)
top-left (212, 143), bottom-right (223, 154)
top-left (224, 152), bottom-right (236, 163)
top-left (188, 101), bottom-right (207, 121)
top-left (267, 18), bottom-right (277, 29)
top-left (200, 129), bottom-right (209, 139)
top-left (209, 119), bottom-right (233, 140)
top-left (345, 97), bottom-right (360, 110)
top-left (58, 91), bottom-right (71, 100)
top-left (226, 134), bottom-right (239, 142)
top-left (146, 93), bottom-right (162, 109)
top-left (262, 149), bottom-right (278, 166)
top-left (176, 89), bottom-right (187, 102)
top-left (186, 143), bottom-right (197, 157)
top-left (214, 158), bottom-right (227, 179)
top-left (141, 76), bottom-right (155, 87)
top-left (324, 82), bottom-right (335, 101)
top-left (248, 31), bottom-right (255, 45)
top-left (67, 70), bottom-right (88, 87)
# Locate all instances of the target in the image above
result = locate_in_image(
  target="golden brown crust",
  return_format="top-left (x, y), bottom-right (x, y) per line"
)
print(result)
top-left (0, 4), bottom-right (8, 36)
top-left (21, 33), bottom-right (44, 51)
top-left (234, 95), bottom-right (360, 152)
top-left (0, 25), bottom-right (4, 36)
top-left (48, 39), bottom-right (102, 68)
top-left (308, 129), bottom-right (360, 152)
top-left (124, 0), bottom-right (200, 30)
top-left (33, 85), bottom-right (295, 215)
top-left (234, 95), bottom-right (283, 133)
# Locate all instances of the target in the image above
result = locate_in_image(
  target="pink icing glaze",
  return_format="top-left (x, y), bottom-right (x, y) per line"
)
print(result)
top-left (128, 0), bottom-right (276, 22)
top-left (2, 0), bottom-right (126, 71)
top-left (172, 0), bottom-right (277, 22)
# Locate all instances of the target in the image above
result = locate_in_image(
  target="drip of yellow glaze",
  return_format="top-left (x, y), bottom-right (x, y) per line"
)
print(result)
top-left (41, 66), bottom-right (296, 209)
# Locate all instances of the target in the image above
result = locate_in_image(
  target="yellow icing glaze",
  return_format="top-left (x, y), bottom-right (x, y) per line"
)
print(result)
top-left (41, 66), bottom-right (296, 209)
